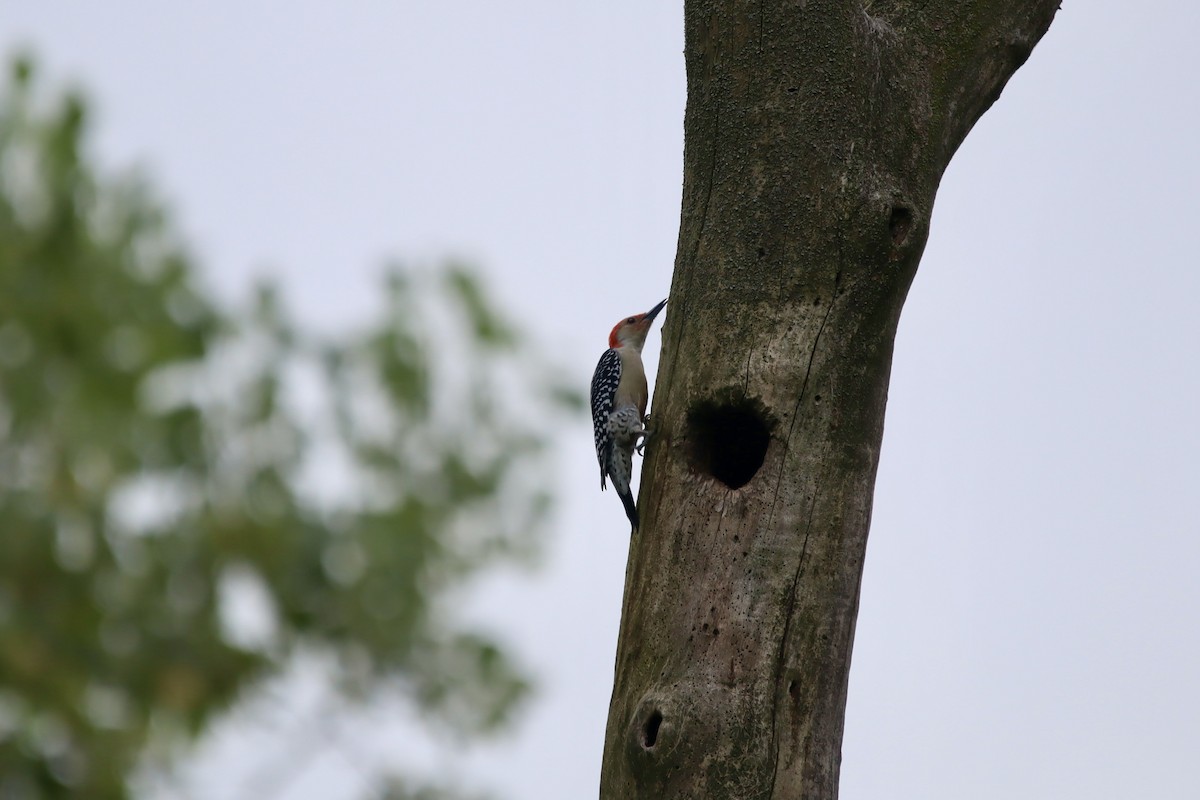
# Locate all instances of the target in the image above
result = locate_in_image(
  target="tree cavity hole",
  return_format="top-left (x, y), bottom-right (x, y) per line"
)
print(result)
top-left (687, 396), bottom-right (770, 489)
top-left (642, 710), bottom-right (663, 749)
top-left (889, 206), bottom-right (913, 245)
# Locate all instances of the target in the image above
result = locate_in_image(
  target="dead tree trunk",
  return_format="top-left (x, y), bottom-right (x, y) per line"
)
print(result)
top-left (601, 2), bottom-right (1058, 797)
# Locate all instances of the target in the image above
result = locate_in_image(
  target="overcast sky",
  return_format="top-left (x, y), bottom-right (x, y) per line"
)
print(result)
top-left (5, 2), bottom-right (1200, 799)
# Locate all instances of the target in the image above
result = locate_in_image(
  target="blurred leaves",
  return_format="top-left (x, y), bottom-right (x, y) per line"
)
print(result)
top-left (0, 55), bottom-right (577, 799)
top-left (376, 778), bottom-right (493, 800)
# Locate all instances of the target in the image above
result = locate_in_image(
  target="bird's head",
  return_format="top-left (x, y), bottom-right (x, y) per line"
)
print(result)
top-left (608, 297), bottom-right (667, 351)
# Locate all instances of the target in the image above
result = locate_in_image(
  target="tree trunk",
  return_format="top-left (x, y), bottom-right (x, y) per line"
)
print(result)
top-left (600, 2), bottom-right (1058, 797)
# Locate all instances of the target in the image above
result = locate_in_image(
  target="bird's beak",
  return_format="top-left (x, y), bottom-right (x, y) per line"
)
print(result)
top-left (644, 297), bottom-right (668, 322)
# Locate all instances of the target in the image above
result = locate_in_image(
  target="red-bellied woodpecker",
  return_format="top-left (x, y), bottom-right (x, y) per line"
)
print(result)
top-left (591, 298), bottom-right (667, 531)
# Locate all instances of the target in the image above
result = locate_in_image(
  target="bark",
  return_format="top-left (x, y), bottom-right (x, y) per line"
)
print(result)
top-left (600, 2), bottom-right (1059, 798)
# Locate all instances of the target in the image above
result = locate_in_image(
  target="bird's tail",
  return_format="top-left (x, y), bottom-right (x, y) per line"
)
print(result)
top-left (616, 484), bottom-right (639, 531)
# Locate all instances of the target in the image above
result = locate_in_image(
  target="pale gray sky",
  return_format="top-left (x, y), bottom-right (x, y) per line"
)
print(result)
top-left (5, 2), bottom-right (1199, 798)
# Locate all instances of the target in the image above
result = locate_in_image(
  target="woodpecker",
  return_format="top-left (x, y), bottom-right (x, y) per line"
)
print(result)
top-left (591, 298), bottom-right (667, 531)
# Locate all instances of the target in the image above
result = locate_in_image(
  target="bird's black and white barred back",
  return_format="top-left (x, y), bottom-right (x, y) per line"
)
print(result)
top-left (590, 347), bottom-right (621, 487)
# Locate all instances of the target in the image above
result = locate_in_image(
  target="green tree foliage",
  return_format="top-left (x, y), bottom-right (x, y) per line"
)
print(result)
top-left (0, 56), bottom-right (579, 799)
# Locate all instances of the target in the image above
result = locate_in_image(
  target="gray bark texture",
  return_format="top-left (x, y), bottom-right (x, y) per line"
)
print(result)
top-left (600, 2), bottom-right (1058, 798)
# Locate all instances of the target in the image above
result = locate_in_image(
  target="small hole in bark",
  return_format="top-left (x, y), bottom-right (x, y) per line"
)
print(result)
top-left (757, 246), bottom-right (766, 258)
top-left (687, 396), bottom-right (771, 489)
top-left (1007, 39), bottom-right (1034, 70)
top-left (642, 710), bottom-right (663, 749)
top-left (788, 680), bottom-right (799, 699)
top-left (889, 206), bottom-right (913, 245)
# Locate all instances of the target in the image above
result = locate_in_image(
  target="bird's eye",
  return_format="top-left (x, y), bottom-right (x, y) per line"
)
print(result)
top-left (626, 316), bottom-right (637, 324)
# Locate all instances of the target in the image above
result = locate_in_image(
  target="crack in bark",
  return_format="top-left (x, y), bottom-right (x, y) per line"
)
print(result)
top-left (760, 265), bottom-right (842, 796)
top-left (758, 0), bottom-right (766, 52)
top-left (765, 274), bottom-right (837, 532)
top-left (765, 488), bottom-right (819, 796)
top-left (691, 101), bottom-right (720, 272)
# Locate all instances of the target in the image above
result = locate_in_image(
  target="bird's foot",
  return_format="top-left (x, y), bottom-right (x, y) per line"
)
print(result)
top-left (635, 424), bottom-right (653, 456)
